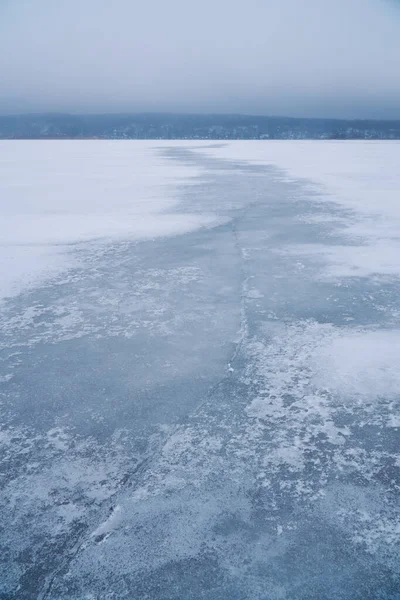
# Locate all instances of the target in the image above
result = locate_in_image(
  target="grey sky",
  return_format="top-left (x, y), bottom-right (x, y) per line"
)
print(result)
top-left (1, 0), bottom-right (400, 118)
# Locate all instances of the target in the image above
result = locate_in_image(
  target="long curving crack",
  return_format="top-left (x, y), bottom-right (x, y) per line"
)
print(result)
top-left (38, 150), bottom-right (256, 598)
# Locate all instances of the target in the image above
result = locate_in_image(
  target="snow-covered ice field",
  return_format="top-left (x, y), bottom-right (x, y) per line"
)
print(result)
top-left (0, 140), bottom-right (399, 599)
top-left (0, 142), bottom-right (217, 301)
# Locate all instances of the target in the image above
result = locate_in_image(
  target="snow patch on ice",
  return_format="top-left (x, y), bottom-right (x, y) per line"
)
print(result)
top-left (0, 141), bottom-right (215, 301)
top-left (91, 505), bottom-right (123, 541)
top-left (311, 329), bottom-right (400, 399)
top-left (279, 242), bottom-right (400, 280)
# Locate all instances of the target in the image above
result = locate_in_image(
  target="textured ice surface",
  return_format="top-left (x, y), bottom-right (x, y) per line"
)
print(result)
top-left (1, 142), bottom-right (399, 599)
top-left (198, 140), bottom-right (400, 280)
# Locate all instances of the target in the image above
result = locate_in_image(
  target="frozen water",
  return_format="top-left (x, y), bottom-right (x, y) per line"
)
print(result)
top-left (0, 141), bottom-right (216, 301)
top-left (197, 140), bottom-right (400, 280)
top-left (0, 141), bottom-right (399, 599)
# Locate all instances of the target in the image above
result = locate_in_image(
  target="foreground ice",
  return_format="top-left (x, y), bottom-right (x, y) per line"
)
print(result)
top-left (0, 141), bottom-right (399, 599)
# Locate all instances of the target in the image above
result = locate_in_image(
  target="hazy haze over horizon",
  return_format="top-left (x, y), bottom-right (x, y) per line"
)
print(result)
top-left (1, 0), bottom-right (400, 119)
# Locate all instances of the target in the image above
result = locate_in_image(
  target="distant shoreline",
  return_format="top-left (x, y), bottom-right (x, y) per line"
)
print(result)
top-left (1, 113), bottom-right (400, 140)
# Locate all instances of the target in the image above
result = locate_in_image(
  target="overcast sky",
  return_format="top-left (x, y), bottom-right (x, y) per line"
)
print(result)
top-left (1, 0), bottom-right (400, 118)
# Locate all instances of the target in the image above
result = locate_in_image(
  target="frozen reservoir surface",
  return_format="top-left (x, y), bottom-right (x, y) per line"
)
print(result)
top-left (0, 141), bottom-right (399, 599)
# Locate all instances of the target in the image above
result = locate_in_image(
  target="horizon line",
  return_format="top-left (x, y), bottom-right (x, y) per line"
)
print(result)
top-left (1, 111), bottom-right (400, 123)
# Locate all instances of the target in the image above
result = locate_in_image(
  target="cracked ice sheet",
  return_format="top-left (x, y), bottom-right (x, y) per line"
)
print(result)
top-left (47, 145), bottom-right (400, 599)
top-left (2, 142), bottom-right (400, 599)
top-left (197, 140), bottom-right (400, 280)
top-left (0, 140), bottom-right (217, 301)
top-left (49, 322), bottom-right (400, 599)
top-left (0, 144), bottom-right (251, 597)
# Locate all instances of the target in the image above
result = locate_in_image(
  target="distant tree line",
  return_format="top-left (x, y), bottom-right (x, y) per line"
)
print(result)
top-left (1, 113), bottom-right (400, 139)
